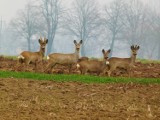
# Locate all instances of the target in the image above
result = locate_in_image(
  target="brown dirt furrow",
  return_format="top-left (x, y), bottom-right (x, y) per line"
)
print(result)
top-left (0, 78), bottom-right (160, 120)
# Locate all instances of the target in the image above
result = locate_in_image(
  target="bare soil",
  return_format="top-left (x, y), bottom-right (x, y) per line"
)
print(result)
top-left (0, 56), bottom-right (160, 78)
top-left (0, 57), bottom-right (160, 120)
top-left (0, 78), bottom-right (160, 120)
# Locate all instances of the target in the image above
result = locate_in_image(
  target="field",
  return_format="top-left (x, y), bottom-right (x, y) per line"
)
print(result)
top-left (0, 56), bottom-right (160, 120)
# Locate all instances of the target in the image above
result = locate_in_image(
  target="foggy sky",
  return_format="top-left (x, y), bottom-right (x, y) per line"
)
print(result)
top-left (0, 0), bottom-right (27, 22)
top-left (1, 0), bottom-right (159, 23)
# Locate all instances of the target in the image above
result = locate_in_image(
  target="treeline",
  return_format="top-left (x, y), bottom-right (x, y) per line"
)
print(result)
top-left (0, 0), bottom-right (160, 60)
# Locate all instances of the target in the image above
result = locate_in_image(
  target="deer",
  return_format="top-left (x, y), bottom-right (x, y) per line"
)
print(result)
top-left (76, 49), bottom-right (111, 75)
top-left (17, 37), bottom-right (48, 70)
top-left (107, 45), bottom-right (140, 77)
top-left (78, 56), bottom-right (89, 62)
top-left (45, 40), bottom-right (83, 73)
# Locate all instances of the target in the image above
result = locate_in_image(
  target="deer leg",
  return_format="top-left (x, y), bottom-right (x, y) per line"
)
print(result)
top-left (68, 64), bottom-right (72, 73)
top-left (107, 66), bottom-right (116, 77)
top-left (44, 62), bottom-right (52, 72)
top-left (34, 60), bottom-right (40, 72)
top-left (80, 69), bottom-right (83, 74)
top-left (97, 72), bottom-right (100, 76)
top-left (17, 58), bottom-right (23, 70)
top-left (46, 62), bottom-right (57, 73)
top-left (24, 59), bottom-right (30, 71)
top-left (127, 67), bottom-right (132, 78)
top-left (107, 70), bottom-right (111, 77)
top-left (101, 70), bottom-right (106, 76)
top-left (84, 69), bottom-right (88, 75)
top-left (101, 69), bottom-right (108, 76)
top-left (81, 68), bottom-right (86, 75)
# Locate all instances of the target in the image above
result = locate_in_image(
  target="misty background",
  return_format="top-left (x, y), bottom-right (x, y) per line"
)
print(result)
top-left (0, 0), bottom-right (160, 59)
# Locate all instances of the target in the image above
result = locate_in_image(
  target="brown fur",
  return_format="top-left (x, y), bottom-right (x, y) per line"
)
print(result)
top-left (77, 49), bottom-right (111, 75)
top-left (78, 57), bottom-right (89, 62)
top-left (45, 40), bottom-right (82, 73)
top-left (18, 37), bottom-right (48, 69)
top-left (107, 45), bottom-right (140, 77)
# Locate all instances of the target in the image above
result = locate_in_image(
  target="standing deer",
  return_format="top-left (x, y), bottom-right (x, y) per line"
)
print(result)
top-left (76, 49), bottom-right (111, 75)
top-left (107, 45), bottom-right (140, 77)
top-left (45, 40), bottom-right (83, 73)
top-left (78, 56), bottom-right (89, 62)
top-left (18, 37), bottom-right (48, 69)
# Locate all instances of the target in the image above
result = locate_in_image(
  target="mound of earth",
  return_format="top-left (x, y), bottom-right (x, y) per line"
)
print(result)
top-left (0, 78), bottom-right (160, 120)
top-left (0, 56), bottom-right (160, 78)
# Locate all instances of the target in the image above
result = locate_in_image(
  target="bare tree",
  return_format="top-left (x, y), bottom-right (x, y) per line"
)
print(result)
top-left (148, 11), bottom-right (160, 59)
top-left (63, 0), bottom-right (101, 56)
top-left (10, 3), bottom-right (40, 51)
top-left (121, 0), bottom-right (160, 59)
top-left (122, 0), bottom-right (148, 45)
top-left (0, 17), bottom-right (2, 52)
top-left (40, 0), bottom-right (63, 54)
top-left (103, 0), bottom-right (125, 57)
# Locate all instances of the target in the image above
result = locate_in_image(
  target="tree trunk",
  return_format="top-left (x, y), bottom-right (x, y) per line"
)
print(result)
top-left (81, 44), bottom-right (85, 56)
top-left (158, 42), bottom-right (160, 59)
top-left (109, 34), bottom-right (116, 58)
top-left (27, 38), bottom-right (31, 51)
top-left (46, 34), bottom-right (53, 55)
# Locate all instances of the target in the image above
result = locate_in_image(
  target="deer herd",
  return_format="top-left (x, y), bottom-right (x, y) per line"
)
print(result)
top-left (17, 37), bottom-right (140, 77)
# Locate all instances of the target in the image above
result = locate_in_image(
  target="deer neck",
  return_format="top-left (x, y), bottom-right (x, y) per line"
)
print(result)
top-left (39, 47), bottom-right (45, 57)
top-left (130, 54), bottom-right (137, 64)
top-left (74, 49), bottom-right (80, 61)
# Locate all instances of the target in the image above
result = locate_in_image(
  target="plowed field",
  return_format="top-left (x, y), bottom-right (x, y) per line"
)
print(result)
top-left (0, 56), bottom-right (160, 119)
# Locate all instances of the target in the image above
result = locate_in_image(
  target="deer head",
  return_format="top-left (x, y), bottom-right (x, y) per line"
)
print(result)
top-left (74, 40), bottom-right (83, 52)
top-left (131, 45), bottom-right (140, 55)
top-left (102, 49), bottom-right (111, 60)
top-left (39, 37), bottom-right (48, 51)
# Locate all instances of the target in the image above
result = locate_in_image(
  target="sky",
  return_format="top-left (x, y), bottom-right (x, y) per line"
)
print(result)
top-left (0, 0), bottom-right (27, 22)
top-left (0, 0), bottom-right (109, 23)
top-left (0, 0), bottom-right (159, 23)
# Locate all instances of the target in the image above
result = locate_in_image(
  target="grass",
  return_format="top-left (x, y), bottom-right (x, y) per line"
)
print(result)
top-left (0, 70), bottom-right (160, 84)
top-left (0, 55), bottom-right (18, 60)
top-left (137, 59), bottom-right (160, 64)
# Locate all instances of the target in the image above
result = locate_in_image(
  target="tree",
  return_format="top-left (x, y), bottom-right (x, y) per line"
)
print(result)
top-left (63, 0), bottom-right (101, 56)
top-left (147, 10), bottom-right (160, 59)
top-left (10, 2), bottom-right (40, 51)
top-left (122, 0), bottom-right (147, 45)
top-left (0, 17), bottom-right (2, 52)
top-left (103, 0), bottom-right (125, 57)
top-left (40, 0), bottom-right (63, 54)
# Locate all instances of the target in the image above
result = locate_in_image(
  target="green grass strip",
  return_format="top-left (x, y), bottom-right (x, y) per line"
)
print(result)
top-left (137, 59), bottom-right (160, 64)
top-left (0, 70), bottom-right (160, 84)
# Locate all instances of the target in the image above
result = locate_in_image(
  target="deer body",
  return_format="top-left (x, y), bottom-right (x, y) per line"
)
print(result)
top-left (19, 51), bottom-right (44, 64)
top-left (45, 40), bottom-right (82, 73)
top-left (78, 57), bottom-right (89, 62)
top-left (77, 49), bottom-right (110, 75)
top-left (18, 37), bottom-right (48, 68)
top-left (77, 60), bottom-right (107, 75)
top-left (47, 52), bottom-right (79, 66)
top-left (107, 45), bottom-right (140, 77)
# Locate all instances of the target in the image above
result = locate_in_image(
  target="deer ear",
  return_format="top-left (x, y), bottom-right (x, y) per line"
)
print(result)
top-left (131, 45), bottom-right (134, 50)
top-left (102, 49), bottom-right (105, 54)
top-left (74, 40), bottom-right (77, 44)
top-left (45, 39), bottom-right (48, 44)
top-left (108, 49), bottom-right (111, 53)
top-left (137, 46), bottom-right (140, 50)
top-left (38, 39), bottom-right (41, 43)
top-left (80, 40), bottom-right (83, 44)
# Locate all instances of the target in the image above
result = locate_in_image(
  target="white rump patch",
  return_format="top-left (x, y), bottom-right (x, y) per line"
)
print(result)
top-left (106, 61), bottom-right (110, 65)
top-left (76, 64), bottom-right (80, 68)
top-left (47, 56), bottom-right (50, 60)
top-left (17, 55), bottom-right (25, 59)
